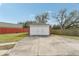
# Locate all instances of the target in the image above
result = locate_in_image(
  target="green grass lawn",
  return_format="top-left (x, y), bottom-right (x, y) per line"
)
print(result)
top-left (0, 32), bottom-right (28, 43)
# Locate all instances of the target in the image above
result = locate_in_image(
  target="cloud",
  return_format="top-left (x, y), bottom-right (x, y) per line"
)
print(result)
top-left (0, 3), bottom-right (2, 6)
top-left (29, 14), bottom-right (35, 20)
top-left (30, 14), bottom-right (35, 17)
top-left (48, 10), bottom-right (52, 13)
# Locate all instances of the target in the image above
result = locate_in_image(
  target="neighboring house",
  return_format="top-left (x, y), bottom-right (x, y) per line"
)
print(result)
top-left (0, 22), bottom-right (28, 34)
top-left (29, 23), bottom-right (50, 36)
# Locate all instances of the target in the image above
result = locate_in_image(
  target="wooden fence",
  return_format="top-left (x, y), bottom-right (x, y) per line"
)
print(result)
top-left (0, 28), bottom-right (29, 34)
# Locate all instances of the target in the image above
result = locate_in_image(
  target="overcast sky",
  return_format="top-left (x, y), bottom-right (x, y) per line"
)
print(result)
top-left (0, 3), bottom-right (79, 25)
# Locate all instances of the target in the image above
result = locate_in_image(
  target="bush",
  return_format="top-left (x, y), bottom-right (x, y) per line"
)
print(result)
top-left (51, 28), bottom-right (79, 36)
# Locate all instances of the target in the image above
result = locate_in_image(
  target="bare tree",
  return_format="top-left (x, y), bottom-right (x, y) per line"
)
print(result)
top-left (53, 9), bottom-right (79, 31)
top-left (64, 10), bottom-right (79, 29)
top-left (35, 12), bottom-right (49, 24)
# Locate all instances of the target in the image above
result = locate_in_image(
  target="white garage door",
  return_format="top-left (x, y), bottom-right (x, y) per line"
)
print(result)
top-left (30, 25), bottom-right (49, 35)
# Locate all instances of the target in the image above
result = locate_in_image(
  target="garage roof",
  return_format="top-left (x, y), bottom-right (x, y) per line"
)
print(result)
top-left (0, 22), bottom-right (23, 28)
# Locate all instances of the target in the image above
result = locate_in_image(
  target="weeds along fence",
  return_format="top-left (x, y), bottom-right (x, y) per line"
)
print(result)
top-left (0, 28), bottom-right (29, 34)
top-left (51, 28), bottom-right (79, 36)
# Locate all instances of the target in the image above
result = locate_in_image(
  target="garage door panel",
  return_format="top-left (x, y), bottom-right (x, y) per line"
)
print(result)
top-left (30, 25), bottom-right (49, 35)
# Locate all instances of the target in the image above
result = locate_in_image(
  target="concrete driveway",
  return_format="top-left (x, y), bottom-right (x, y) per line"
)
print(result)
top-left (8, 35), bottom-right (79, 56)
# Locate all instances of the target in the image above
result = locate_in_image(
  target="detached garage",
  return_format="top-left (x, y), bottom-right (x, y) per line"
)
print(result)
top-left (29, 24), bottom-right (50, 36)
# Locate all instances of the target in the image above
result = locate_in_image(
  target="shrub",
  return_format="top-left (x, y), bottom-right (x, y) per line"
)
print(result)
top-left (51, 28), bottom-right (79, 36)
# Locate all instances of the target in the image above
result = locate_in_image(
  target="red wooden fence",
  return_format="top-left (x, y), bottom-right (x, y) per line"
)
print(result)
top-left (0, 28), bottom-right (29, 34)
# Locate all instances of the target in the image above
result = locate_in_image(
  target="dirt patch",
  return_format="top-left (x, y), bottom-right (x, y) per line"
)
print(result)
top-left (0, 44), bottom-right (15, 50)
